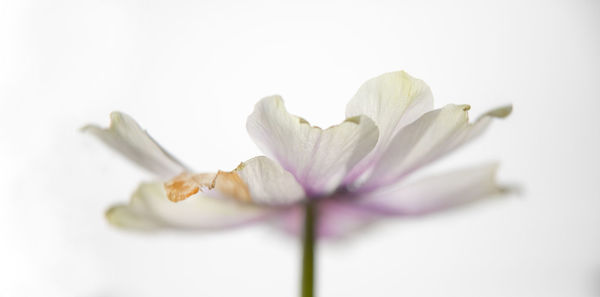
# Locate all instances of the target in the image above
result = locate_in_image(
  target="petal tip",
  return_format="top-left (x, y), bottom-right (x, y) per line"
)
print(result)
top-left (484, 105), bottom-right (513, 119)
top-left (257, 95), bottom-right (284, 108)
top-left (105, 202), bottom-right (162, 231)
top-left (109, 111), bottom-right (127, 122)
top-left (344, 115), bottom-right (362, 125)
top-left (497, 182), bottom-right (523, 196)
top-left (105, 205), bottom-right (124, 222)
top-left (81, 111), bottom-right (128, 133)
top-left (79, 124), bottom-right (95, 133)
top-left (105, 204), bottom-right (135, 228)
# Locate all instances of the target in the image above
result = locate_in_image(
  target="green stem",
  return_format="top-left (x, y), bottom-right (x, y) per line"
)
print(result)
top-left (301, 200), bottom-right (317, 297)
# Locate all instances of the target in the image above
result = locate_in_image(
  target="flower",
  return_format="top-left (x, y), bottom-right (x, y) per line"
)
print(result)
top-left (84, 71), bottom-right (511, 238)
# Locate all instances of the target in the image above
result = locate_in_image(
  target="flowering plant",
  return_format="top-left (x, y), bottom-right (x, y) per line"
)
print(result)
top-left (85, 71), bottom-right (511, 296)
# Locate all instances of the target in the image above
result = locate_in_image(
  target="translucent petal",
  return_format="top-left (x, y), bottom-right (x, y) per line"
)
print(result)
top-left (106, 182), bottom-right (270, 231)
top-left (356, 163), bottom-right (506, 215)
top-left (247, 96), bottom-right (378, 196)
top-left (360, 105), bottom-right (512, 191)
top-left (83, 112), bottom-right (186, 179)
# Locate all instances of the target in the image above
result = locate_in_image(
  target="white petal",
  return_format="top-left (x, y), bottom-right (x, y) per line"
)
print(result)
top-left (83, 112), bottom-right (186, 179)
top-left (106, 182), bottom-right (271, 230)
top-left (237, 156), bottom-right (306, 205)
top-left (360, 104), bottom-right (512, 191)
top-left (343, 71), bottom-right (434, 185)
top-left (356, 163), bottom-right (505, 215)
top-left (162, 157), bottom-right (305, 206)
top-left (346, 71), bottom-right (434, 146)
top-left (246, 96), bottom-right (379, 196)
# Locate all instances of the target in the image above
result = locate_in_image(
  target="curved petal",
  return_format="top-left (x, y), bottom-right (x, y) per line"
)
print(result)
top-left (355, 163), bottom-right (506, 215)
top-left (236, 156), bottom-right (306, 205)
top-left (246, 96), bottom-right (379, 197)
top-left (164, 156), bottom-right (306, 206)
top-left (346, 71), bottom-right (434, 146)
top-left (359, 104), bottom-right (512, 191)
top-left (106, 182), bottom-right (271, 231)
top-left (343, 71), bottom-right (434, 184)
top-left (273, 200), bottom-right (378, 239)
top-left (83, 112), bottom-right (187, 179)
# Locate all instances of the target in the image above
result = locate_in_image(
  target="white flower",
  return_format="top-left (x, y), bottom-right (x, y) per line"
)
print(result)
top-left (84, 71), bottom-right (511, 238)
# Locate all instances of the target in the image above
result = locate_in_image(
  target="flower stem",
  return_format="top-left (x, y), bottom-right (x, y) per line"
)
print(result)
top-left (301, 200), bottom-right (317, 297)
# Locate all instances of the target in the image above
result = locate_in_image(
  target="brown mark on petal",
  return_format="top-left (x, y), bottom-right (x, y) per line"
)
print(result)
top-left (164, 172), bottom-right (215, 202)
top-left (212, 165), bottom-right (252, 203)
top-left (164, 165), bottom-right (251, 203)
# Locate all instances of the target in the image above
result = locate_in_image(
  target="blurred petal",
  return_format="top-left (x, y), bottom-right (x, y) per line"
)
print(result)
top-left (106, 182), bottom-right (271, 230)
top-left (164, 157), bottom-right (306, 206)
top-left (237, 156), bottom-right (306, 205)
top-left (356, 163), bottom-right (505, 215)
top-left (360, 104), bottom-right (512, 190)
top-left (274, 200), bottom-right (378, 239)
top-left (247, 96), bottom-right (378, 196)
top-left (83, 112), bottom-right (186, 179)
top-left (343, 71), bottom-right (434, 184)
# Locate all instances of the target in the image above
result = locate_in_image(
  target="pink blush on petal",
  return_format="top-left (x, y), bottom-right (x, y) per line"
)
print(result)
top-left (273, 200), bottom-right (379, 239)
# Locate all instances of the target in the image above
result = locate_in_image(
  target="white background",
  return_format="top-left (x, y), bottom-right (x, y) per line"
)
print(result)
top-left (1, 0), bottom-right (599, 296)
